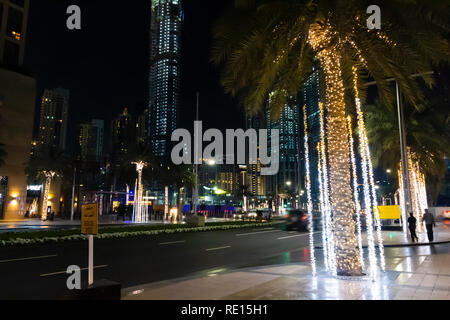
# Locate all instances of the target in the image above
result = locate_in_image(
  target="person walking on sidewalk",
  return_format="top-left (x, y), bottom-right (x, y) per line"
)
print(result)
top-left (407, 212), bottom-right (418, 242)
top-left (422, 209), bottom-right (436, 242)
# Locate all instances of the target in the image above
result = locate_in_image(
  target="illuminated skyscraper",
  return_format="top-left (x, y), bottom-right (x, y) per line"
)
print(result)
top-left (266, 94), bottom-right (301, 199)
top-left (149, 0), bottom-right (182, 157)
top-left (37, 88), bottom-right (70, 154)
top-left (302, 67), bottom-right (322, 207)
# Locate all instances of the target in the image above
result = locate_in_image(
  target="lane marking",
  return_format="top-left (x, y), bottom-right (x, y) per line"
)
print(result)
top-left (277, 231), bottom-right (321, 240)
top-left (40, 265), bottom-right (108, 277)
top-left (158, 240), bottom-right (186, 246)
top-left (235, 230), bottom-right (281, 237)
top-left (205, 246), bottom-right (231, 252)
top-left (253, 228), bottom-right (275, 231)
top-left (0, 254), bottom-right (57, 264)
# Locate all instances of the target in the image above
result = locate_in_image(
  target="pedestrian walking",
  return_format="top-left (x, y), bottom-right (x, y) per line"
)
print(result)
top-left (422, 209), bottom-right (436, 242)
top-left (407, 212), bottom-right (418, 242)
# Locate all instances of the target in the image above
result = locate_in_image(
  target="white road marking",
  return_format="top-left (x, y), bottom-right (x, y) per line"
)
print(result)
top-left (235, 230), bottom-right (281, 237)
top-left (205, 246), bottom-right (231, 252)
top-left (277, 231), bottom-right (321, 240)
top-left (253, 228), bottom-right (275, 231)
top-left (0, 254), bottom-right (57, 264)
top-left (40, 265), bottom-right (108, 277)
top-left (158, 240), bottom-right (186, 246)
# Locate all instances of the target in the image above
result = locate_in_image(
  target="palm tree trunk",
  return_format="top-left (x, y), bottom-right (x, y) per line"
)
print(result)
top-left (41, 175), bottom-right (52, 221)
top-left (309, 24), bottom-right (362, 276)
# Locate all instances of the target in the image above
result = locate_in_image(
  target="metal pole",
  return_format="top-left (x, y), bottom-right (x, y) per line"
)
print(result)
top-left (193, 92), bottom-right (199, 215)
top-left (88, 234), bottom-right (94, 286)
top-left (396, 82), bottom-right (412, 217)
top-left (70, 168), bottom-right (76, 221)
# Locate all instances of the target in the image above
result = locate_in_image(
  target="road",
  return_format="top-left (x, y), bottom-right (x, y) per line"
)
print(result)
top-left (0, 223), bottom-right (321, 299)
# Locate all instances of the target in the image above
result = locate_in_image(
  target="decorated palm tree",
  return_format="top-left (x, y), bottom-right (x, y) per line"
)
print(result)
top-left (365, 98), bottom-right (450, 201)
top-left (25, 148), bottom-right (68, 220)
top-left (212, 0), bottom-right (449, 276)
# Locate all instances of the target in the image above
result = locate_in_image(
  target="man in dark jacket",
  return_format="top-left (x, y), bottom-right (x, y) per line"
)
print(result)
top-left (407, 212), bottom-right (418, 242)
top-left (422, 209), bottom-right (436, 242)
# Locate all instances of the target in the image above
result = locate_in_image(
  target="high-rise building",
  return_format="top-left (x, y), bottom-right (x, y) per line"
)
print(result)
top-left (266, 94), bottom-right (301, 198)
top-left (149, 0), bottom-right (182, 157)
top-left (0, 0), bottom-right (29, 70)
top-left (136, 108), bottom-right (149, 146)
top-left (36, 88), bottom-right (70, 154)
top-left (246, 115), bottom-right (266, 197)
top-left (110, 107), bottom-right (135, 164)
top-left (0, 0), bottom-right (35, 219)
top-left (79, 119), bottom-right (104, 163)
top-left (301, 67), bottom-right (322, 208)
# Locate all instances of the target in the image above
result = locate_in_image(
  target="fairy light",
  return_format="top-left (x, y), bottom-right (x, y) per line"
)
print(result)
top-left (41, 171), bottom-right (56, 221)
top-left (352, 66), bottom-right (378, 279)
top-left (363, 125), bottom-right (386, 272)
top-left (318, 102), bottom-right (336, 275)
top-left (347, 116), bottom-right (365, 269)
top-left (407, 150), bottom-right (428, 233)
top-left (398, 164), bottom-right (408, 234)
top-left (317, 142), bottom-right (329, 271)
top-left (132, 161), bottom-right (147, 223)
top-left (308, 22), bottom-right (362, 276)
top-left (303, 105), bottom-right (317, 276)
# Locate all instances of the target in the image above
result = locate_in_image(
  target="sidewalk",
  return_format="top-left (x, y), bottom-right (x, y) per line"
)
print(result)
top-left (359, 222), bottom-right (450, 247)
top-left (122, 224), bottom-right (450, 300)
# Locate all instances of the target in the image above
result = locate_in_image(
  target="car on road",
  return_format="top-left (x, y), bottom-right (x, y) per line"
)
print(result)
top-left (285, 209), bottom-right (308, 231)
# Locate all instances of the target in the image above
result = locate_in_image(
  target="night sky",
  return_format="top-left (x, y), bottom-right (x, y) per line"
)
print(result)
top-left (24, 0), bottom-right (244, 153)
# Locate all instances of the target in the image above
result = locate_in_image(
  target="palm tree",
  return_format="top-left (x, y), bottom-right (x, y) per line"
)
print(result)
top-left (365, 99), bottom-right (450, 201)
top-left (212, 0), bottom-right (449, 276)
top-left (25, 148), bottom-right (68, 220)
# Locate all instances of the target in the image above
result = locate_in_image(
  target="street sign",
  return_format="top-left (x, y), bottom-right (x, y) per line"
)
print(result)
top-left (375, 205), bottom-right (401, 220)
top-left (81, 203), bottom-right (98, 235)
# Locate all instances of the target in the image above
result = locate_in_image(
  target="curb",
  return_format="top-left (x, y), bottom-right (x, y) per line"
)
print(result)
top-left (315, 240), bottom-right (450, 249)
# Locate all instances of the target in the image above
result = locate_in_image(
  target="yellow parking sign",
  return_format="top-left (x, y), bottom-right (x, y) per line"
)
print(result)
top-left (81, 203), bottom-right (98, 235)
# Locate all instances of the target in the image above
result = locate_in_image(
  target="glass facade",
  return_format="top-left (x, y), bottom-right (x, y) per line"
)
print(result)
top-left (149, 0), bottom-right (181, 158)
top-left (266, 95), bottom-right (300, 196)
top-left (302, 68), bottom-right (322, 208)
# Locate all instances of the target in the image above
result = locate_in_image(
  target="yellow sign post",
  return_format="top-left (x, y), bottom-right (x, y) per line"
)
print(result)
top-left (81, 203), bottom-right (98, 235)
top-left (81, 203), bottom-right (98, 286)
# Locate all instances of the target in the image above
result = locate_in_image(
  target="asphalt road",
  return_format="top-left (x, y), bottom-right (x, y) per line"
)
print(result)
top-left (0, 223), bottom-right (322, 300)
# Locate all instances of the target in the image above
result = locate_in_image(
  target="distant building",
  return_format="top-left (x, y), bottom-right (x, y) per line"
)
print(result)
top-left (36, 88), bottom-right (70, 155)
top-left (110, 107), bottom-right (135, 164)
top-left (301, 67), bottom-right (322, 208)
top-left (79, 119), bottom-right (104, 163)
top-left (246, 115), bottom-right (266, 198)
top-left (149, 0), bottom-right (182, 157)
top-left (136, 108), bottom-right (149, 146)
top-left (266, 93), bottom-right (301, 200)
top-left (0, 0), bottom-right (36, 219)
top-left (0, 0), bottom-right (29, 70)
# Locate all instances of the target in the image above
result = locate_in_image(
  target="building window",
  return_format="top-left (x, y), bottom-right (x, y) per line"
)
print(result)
top-left (3, 40), bottom-right (20, 67)
top-left (6, 7), bottom-right (23, 38)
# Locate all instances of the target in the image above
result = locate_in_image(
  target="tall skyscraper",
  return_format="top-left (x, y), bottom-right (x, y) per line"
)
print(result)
top-left (36, 88), bottom-right (70, 154)
top-left (301, 67), bottom-right (322, 208)
top-left (0, 0), bottom-right (29, 69)
top-left (149, 0), bottom-right (182, 157)
top-left (79, 119), bottom-right (104, 163)
top-left (266, 94), bottom-right (301, 198)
